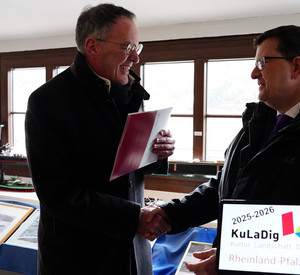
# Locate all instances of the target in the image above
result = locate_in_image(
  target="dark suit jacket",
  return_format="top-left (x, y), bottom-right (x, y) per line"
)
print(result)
top-left (162, 102), bottom-right (300, 234)
top-left (25, 52), bottom-right (167, 275)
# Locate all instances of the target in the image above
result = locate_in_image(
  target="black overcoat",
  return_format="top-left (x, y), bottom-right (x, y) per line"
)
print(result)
top-left (25, 52), bottom-right (167, 275)
top-left (162, 102), bottom-right (300, 234)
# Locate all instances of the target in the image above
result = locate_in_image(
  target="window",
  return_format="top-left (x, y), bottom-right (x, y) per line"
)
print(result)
top-left (1, 35), bottom-right (257, 163)
top-left (205, 59), bottom-right (258, 160)
top-left (138, 34), bottom-right (257, 162)
top-left (9, 65), bottom-right (72, 155)
top-left (142, 61), bottom-right (194, 161)
top-left (142, 58), bottom-right (259, 162)
top-left (1, 48), bottom-right (76, 157)
top-left (10, 67), bottom-right (46, 155)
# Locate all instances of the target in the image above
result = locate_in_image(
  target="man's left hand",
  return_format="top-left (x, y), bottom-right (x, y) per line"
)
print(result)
top-left (152, 129), bottom-right (175, 159)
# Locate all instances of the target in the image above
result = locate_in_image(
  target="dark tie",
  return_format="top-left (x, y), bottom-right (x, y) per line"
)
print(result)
top-left (268, 114), bottom-right (292, 141)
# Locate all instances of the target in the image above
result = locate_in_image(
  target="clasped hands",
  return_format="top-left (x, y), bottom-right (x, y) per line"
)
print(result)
top-left (137, 205), bottom-right (171, 241)
top-left (137, 205), bottom-right (218, 275)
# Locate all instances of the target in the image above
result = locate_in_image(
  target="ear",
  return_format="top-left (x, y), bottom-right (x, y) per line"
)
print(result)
top-left (291, 56), bottom-right (300, 79)
top-left (85, 37), bottom-right (101, 56)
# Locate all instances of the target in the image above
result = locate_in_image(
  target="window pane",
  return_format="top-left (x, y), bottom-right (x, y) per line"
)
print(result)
top-left (205, 59), bottom-right (258, 161)
top-left (11, 114), bottom-right (26, 155)
top-left (142, 61), bottom-right (194, 162)
top-left (10, 67), bottom-right (45, 155)
top-left (167, 117), bottom-right (193, 161)
top-left (206, 59), bottom-right (258, 115)
top-left (11, 67), bottom-right (45, 112)
top-left (143, 62), bottom-right (194, 114)
top-left (53, 66), bottom-right (68, 77)
top-left (206, 117), bottom-right (242, 161)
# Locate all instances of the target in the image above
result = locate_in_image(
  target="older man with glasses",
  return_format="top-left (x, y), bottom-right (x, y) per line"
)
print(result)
top-left (25, 3), bottom-right (174, 275)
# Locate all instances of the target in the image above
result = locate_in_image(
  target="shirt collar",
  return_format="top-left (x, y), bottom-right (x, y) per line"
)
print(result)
top-left (88, 65), bottom-right (135, 93)
top-left (277, 102), bottom-right (300, 118)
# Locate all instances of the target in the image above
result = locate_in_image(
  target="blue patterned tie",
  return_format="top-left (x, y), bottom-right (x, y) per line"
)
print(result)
top-left (268, 114), bottom-right (292, 140)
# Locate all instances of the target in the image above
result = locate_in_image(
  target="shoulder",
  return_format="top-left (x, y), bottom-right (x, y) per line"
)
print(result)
top-left (243, 102), bottom-right (275, 121)
top-left (29, 68), bottom-right (76, 102)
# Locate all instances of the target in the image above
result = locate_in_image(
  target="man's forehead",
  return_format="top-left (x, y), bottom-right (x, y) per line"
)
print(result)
top-left (255, 38), bottom-right (280, 57)
top-left (105, 17), bottom-right (138, 41)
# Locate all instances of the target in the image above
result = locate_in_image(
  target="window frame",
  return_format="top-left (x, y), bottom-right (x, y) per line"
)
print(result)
top-left (134, 34), bottom-right (257, 160)
top-left (0, 48), bottom-right (77, 147)
top-left (0, 34), bottom-right (257, 160)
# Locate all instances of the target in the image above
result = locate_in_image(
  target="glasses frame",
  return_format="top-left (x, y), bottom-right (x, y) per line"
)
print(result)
top-left (255, 56), bottom-right (294, 71)
top-left (94, 38), bottom-right (143, 55)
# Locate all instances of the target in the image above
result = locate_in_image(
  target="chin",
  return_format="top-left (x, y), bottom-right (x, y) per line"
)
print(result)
top-left (258, 91), bottom-right (266, 102)
top-left (119, 80), bottom-right (129, 86)
top-left (118, 76), bottom-right (130, 86)
top-left (111, 76), bottom-right (128, 86)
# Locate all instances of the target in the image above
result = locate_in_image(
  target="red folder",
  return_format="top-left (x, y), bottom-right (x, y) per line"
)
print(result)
top-left (110, 107), bottom-right (172, 180)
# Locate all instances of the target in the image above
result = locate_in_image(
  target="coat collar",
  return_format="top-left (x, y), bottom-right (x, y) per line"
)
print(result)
top-left (71, 51), bottom-right (150, 101)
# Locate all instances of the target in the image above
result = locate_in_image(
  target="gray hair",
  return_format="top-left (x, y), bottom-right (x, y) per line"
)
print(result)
top-left (75, 3), bottom-right (136, 54)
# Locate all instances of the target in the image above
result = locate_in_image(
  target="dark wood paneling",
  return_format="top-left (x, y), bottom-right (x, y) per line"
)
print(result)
top-left (145, 174), bottom-right (209, 193)
top-left (0, 162), bottom-right (30, 177)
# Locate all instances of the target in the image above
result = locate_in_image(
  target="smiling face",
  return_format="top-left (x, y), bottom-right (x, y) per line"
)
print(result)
top-left (85, 17), bottom-right (140, 86)
top-left (251, 38), bottom-right (300, 113)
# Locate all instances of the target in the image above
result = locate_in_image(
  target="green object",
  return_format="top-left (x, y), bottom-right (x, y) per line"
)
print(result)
top-left (0, 176), bottom-right (34, 191)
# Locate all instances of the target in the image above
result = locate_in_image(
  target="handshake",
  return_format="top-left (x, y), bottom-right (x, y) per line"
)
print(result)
top-left (137, 205), bottom-right (171, 241)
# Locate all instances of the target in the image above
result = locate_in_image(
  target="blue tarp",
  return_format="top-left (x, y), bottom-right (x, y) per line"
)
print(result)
top-left (152, 227), bottom-right (217, 275)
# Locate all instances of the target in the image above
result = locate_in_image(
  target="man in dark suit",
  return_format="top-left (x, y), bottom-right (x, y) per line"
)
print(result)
top-left (143, 25), bottom-right (300, 275)
top-left (25, 3), bottom-right (174, 275)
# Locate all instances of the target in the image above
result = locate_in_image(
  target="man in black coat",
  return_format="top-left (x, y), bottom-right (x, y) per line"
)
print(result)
top-left (143, 25), bottom-right (300, 275)
top-left (25, 4), bottom-right (174, 275)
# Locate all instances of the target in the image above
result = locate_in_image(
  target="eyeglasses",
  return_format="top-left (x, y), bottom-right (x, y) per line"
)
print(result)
top-left (255, 56), bottom-right (294, 71)
top-left (94, 38), bottom-right (143, 55)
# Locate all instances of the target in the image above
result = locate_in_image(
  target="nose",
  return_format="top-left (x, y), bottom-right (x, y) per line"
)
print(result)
top-left (251, 66), bottom-right (260, 79)
top-left (128, 50), bottom-right (139, 64)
